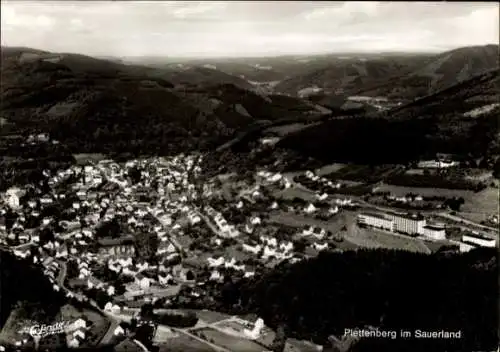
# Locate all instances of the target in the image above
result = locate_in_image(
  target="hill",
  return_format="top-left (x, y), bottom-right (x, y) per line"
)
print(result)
top-left (272, 54), bottom-right (432, 97)
top-left (0, 47), bottom-right (319, 158)
top-left (213, 248), bottom-right (498, 352)
top-left (277, 70), bottom-right (500, 165)
top-left (358, 44), bottom-right (499, 100)
top-left (0, 249), bottom-right (66, 330)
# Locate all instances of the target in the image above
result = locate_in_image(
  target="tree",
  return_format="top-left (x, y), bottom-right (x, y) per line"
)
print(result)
top-left (271, 324), bottom-right (287, 352)
top-left (135, 232), bottom-right (159, 260)
top-left (128, 166), bottom-right (142, 184)
top-left (38, 227), bottom-right (55, 245)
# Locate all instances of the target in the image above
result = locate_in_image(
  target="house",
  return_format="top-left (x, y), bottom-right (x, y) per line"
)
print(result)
top-left (114, 326), bottom-right (125, 336)
top-left (311, 227), bottom-right (326, 239)
top-left (316, 193), bottom-right (329, 201)
top-left (207, 256), bottom-right (225, 267)
top-left (313, 242), bottom-right (329, 251)
top-left (250, 216), bottom-right (261, 225)
top-left (304, 203), bottom-right (317, 214)
top-left (107, 286), bottom-right (116, 296)
top-left (242, 243), bottom-right (261, 254)
top-left (71, 318), bottom-right (87, 331)
top-left (135, 274), bottom-right (151, 290)
top-left (243, 318), bottom-right (264, 340)
top-left (279, 241), bottom-right (293, 252)
top-left (210, 270), bottom-right (222, 281)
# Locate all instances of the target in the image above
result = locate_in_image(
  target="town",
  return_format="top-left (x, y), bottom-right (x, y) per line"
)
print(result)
top-left (0, 145), bottom-right (498, 351)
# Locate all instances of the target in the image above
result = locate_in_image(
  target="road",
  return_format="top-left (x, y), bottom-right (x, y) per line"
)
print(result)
top-left (54, 259), bottom-right (120, 346)
top-left (436, 212), bottom-right (498, 232)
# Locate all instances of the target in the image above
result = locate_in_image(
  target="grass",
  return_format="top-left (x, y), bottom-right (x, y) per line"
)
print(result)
top-left (315, 163), bottom-right (348, 176)
top-left (265, 123), bottom-right (311, 136)
top-left (194, 327), bottom-right (264, 352)
top-left (214, 320), bottom-right (248, 333)
top-left (377, 184), bottom-right (499, 218)
top-left (73, 153), bottom-right (108, 164)
top-left (345, 223), bottom-right (431, 254)
top-left (193, 310), bottom-right (231, 325)
top-left (158, 332), bottom-right (216, 352)
top-left (274, 187), bottom-right (317, 202)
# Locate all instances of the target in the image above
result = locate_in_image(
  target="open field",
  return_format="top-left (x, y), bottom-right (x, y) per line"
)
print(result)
top-left (345, 223), bottom-right (431, 254)
top-left (315, 163), bottom-right (347, 176)
top-left (269, 210), bottom-right (353, 234)
top-left (377, 184), bottom-right (498, 219)
top-left (73, 153), bottom-right (108, 164)
top-left (274, 187), bottom-right (317, 202)
top-left (193, 310), bottom-right (231, 325)
top-left (265, 123), bottom-right (315, 136)
top-left (158, 332), bottom-right (216, 352)
top-left (153, 326), bottom-right (178, 343)
top-left (193, 327), bottom-right (264, 352)
top-left (214, 320), bottom-right (249, 333)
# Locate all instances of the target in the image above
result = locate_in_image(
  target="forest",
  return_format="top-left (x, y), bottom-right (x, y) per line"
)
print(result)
top-left (209, 247), bottom-right (498, 352)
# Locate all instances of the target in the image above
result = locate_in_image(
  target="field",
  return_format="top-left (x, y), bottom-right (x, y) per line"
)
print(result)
top-left (214, 320), bottom-right (249, 333)
top-left (158, 332), bottom-right (216, 352)
top-left (268, 210), bottom-right (352, 235)
top-left (377, 184), bottom-right (499, 220)
top-left (274, 187), bottom-right (317, 202)
top-left (315, 163), bottom-right (347, 176)
top-left (153, 326), bottom-right (178, 343)
top-left (193, 310), bottom-right (231, 325)
top-left (194, 327), bottom-right (264, 352)
top-left (345, 223), bottom-right (431, 254)
top-left (73, 153), bottom-right (108, 164)
top-left (265, 123), bottom-right (313, 136)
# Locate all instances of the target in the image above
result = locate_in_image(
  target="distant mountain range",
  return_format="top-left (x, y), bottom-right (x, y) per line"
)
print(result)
top-left (277, 69), bottom-right (500, 165)
top-left (0, 46), bottom-right (324, 156)
top-left (271, 44), bottom-right (499, 102)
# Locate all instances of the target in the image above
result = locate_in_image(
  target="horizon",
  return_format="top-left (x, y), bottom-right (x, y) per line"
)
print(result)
top-left (1, 1), bottom-right (499, 58)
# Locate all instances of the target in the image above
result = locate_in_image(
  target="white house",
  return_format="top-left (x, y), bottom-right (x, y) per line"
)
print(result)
top-left (243, 318), bottom-right (264, 340)
top-left (304, 203), bottom-right (317, 214)
top-left (114, 326), bottom-right (125, 336)
top-left (135, 275), bottom-right (151, 290)
top-left (250, 216), bottom-right (261, 225)
top-left (243, 243), bottom-right (261, 254)
top-left (313, 242), bottom-right (329, 251)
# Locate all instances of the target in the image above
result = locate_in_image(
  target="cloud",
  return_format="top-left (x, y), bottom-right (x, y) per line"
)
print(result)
top-left (304, 2), bottom-right (380, 21)
top-left (170, 2), bottom-right (227, 19)
top-left (1, 1), bottom-right (498, 57)
top-left (2, 6), bottom-right (55, 29)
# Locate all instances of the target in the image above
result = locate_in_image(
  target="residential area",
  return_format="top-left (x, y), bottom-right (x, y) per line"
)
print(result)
top-left (0, 151), bottom-right (498, 351)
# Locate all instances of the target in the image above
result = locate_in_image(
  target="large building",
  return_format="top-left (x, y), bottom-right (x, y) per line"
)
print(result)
top-left (422, 225), bottom-right (446, 241)
top-left (386, 213), bottom-right (426, 236)
top-left (358, 212), bottom-right (427, 236)
top-left (462, 233), bottom-right (496, 248)
top-left (357, 213), bottom-right (394, 232)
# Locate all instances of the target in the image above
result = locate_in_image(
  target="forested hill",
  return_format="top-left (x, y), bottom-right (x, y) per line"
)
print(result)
top-left (215, 247), bottom-right (498, 352)
top-left (0, 249), bottom-right (66, 329)
top-left (277, 70), bottom-right (500, 165)
top-left (0, 47), bottom-right (320, 157)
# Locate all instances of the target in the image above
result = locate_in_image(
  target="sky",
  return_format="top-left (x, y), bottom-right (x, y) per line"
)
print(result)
top-left (1, 1), bottom-right (499, 58)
